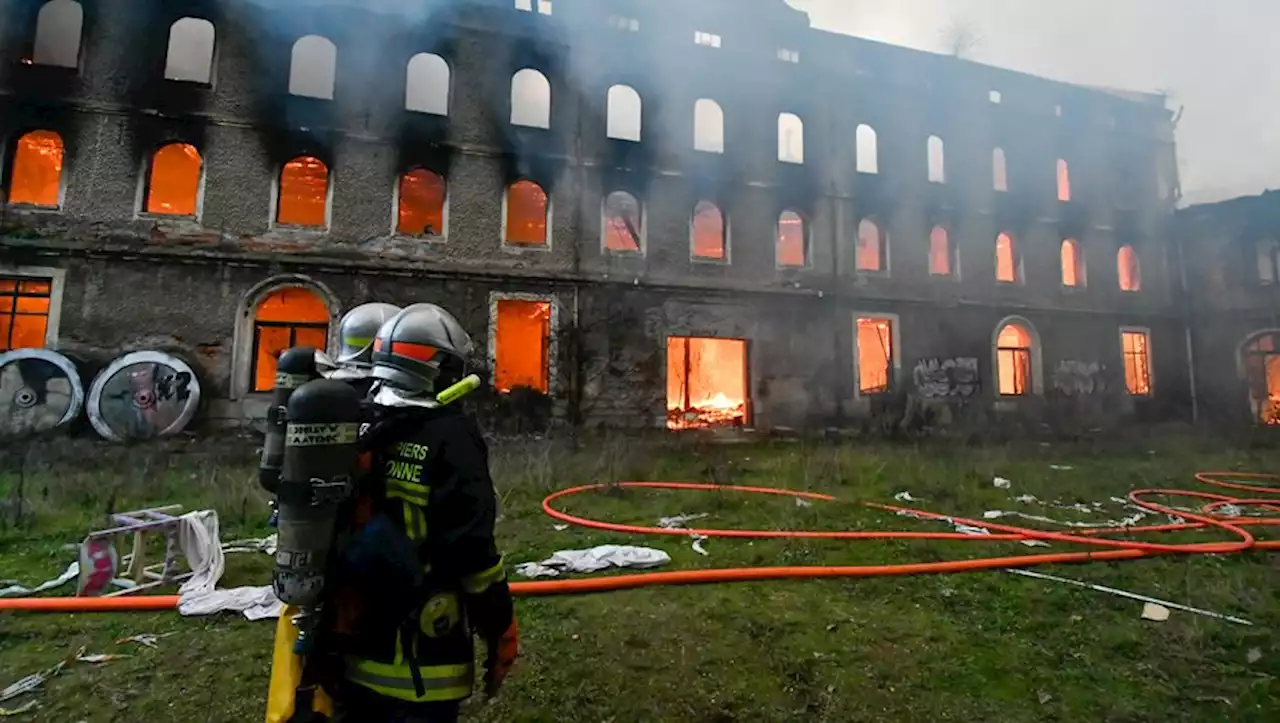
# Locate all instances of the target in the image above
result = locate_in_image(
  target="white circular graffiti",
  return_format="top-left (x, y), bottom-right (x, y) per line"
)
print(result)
top-left (0, 348), bottom-right (86, 437)
top-left (87, 351), bottom-right (202, 443)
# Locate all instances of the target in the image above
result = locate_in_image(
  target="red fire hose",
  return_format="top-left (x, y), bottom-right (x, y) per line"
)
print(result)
top-left (1, 471), bottom-right (1276, 611)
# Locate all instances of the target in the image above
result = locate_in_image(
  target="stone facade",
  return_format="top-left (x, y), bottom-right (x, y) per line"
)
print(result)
top-left (1, 0), bottom-right (1200, 432)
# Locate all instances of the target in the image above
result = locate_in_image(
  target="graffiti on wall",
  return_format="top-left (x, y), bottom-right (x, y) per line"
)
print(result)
top-left (1052, 360), bottom-right (1107, 397)
top-left (912, 357), bottom-right (980, 398)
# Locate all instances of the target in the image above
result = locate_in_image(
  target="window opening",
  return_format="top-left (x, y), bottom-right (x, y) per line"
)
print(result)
top-left (505, 180), bottom-right (548, 246)
top-left (997, 323), bottom-right (1033, 396)
top-left (8, 130), bottom-right (64, 207)
top-left (494, 299), bottom-right (551, 393)
top-left (1122, 330), bottom-right (1152, 396)
top-left (145, 143), bottom-right (201, 216)
top-left (277, 156), bottom-right (328, 227)
top-left (777, 210), bottom-right (806, 267)
top-left (0, 276), bottom-right (52, 351)
top-left (692, 201), bottom-right (725, 260)
top-left (667, 336), bottom-right (747, 429)
top-left (603, 191), bottom-right (642, 253)
top-left (856, 317), bottom-right (893, 394)
top-left (397, 169), bottom-right (445, 236)
top-left (251, 287), bottom-right (329, 392)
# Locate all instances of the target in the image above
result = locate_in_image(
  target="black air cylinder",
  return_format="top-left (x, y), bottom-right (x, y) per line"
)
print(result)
top-left (258, 346), bottom-right (320, 494)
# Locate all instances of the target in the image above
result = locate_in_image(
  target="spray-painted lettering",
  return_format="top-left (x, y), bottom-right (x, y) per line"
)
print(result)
top-left (1052, 360), bottom-right (1106, 397)
top-left (912, 357), bottom-right (980, 398)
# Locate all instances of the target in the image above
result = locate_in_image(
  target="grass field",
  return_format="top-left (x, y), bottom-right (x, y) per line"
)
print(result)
top-left (1, 427), bottom-right (1277, 722)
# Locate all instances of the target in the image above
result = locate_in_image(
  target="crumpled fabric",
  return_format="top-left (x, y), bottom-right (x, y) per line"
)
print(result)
top-left (174, 510), bottom-right (287, 620)
top-left (515, 545), bottom-right (671, 578)
top-left (178, 585), bottom-right (284, 621)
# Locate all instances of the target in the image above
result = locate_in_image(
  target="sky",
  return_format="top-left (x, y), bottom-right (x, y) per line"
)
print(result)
top-left (787, 0), bottom-right (1279, 207)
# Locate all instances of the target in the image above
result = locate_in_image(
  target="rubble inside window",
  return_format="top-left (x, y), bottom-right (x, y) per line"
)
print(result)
top-left (494, 299), bottom-right (551, 393)
top-left (0, 277), bottom-right (52, 351)
top-left (145, 143), bottom-right (201, 216)
top-left (505, 180), bottom-right (549, 245)
top-left (277, 156), bottom-right (329, 227)
top-left (776, 210), bottom-right (806, 267)
top-left (397, 169), bottom-right (446, 236)
top-left (603, 191), bottom-right (642, 252)
top-left (251, 287), bottom-right (329, 392)
top-left (691, 201), bottom-right (726, 260)
top-left (667, 336), bottom-right (747, 430)
top-left (856, 317), bottom-right (893, 393)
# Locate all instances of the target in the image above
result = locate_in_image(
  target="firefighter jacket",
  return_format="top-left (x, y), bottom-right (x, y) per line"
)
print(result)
top-left (334, 403), bottom-right (511, 704)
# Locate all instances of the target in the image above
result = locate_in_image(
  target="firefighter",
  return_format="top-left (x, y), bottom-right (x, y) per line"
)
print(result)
top-left (330, 303), bottom-right (518, 723)
top-left (322, 302), bottom-right (403, 394)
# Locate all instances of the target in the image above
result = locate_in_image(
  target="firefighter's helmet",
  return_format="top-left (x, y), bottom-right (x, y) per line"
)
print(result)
top-left (336, 302), bottom-right (402, 367)
top-left (370, 303), bottom-right (474, 395)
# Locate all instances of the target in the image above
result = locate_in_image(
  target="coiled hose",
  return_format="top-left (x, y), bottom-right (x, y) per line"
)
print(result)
top-left (1, 471), bottom-right (1276, 611)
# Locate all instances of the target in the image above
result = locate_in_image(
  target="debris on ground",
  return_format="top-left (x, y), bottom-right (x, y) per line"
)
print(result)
top-left (0, 645), bottom-right (136, 715)
top-left (893, 491), bottom-right (923, 503)
top-left (116, 633), bottom-right (176, 649)
top-left (516, 545), bottom-right (671, 578)
top-left (794, 498), bottom-right (812, 508)
top-left (1247, 648), bottom-right (1262, 663)
top-left (657, 513), bottom-right (709, 529)
top-left (993, 477), bottom-right (1012, 489)
top-left (1049, 465), bottom-right (1075, 471)
top-left (1140, 603), bottom-right (1171, 622)
top-left (0, 562), bottom-right (79, 598)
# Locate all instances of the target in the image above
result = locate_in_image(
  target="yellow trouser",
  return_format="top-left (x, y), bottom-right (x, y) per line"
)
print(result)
top-left (265, 605), bottom-right (334, 723)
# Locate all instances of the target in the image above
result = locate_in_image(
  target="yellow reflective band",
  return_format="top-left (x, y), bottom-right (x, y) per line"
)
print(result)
top-left (399, 501), bottom-right (428, 541)
top-left (345, 659), bottom-right (473, 703)
top-left (344, 336), bottom-right (373, 348)
top-left (386, 479), bottom-right (430, 506)
top-left (461, 556), bottom-right (507, 594)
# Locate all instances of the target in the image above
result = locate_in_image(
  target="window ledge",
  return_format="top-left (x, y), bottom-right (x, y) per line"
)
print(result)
top-left (394, 233), bottom-right (447, 245)
top-left (692, 257), bottom-right (730, 265)
top-left (5, 204), bottom-right (62, 214)
top-left (502, 241), bottom-right (552, 253)
top-left (268, 225), bottom-right (329, 236)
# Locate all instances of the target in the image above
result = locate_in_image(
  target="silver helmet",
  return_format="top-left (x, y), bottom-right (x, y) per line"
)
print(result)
top-left (370, 303), bottom-right (474, 398)
top-left (336, 302), bottom-right (402, 368)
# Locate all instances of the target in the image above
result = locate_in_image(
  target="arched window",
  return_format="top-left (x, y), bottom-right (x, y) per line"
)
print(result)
top-left (693, 99), bottom-right (724, 153)
top-left (505, 180), bottom-right (548, 245)
top-left (1118, 245), bottom-right (1141, 291)
top-left (277, 156), bottom-right (329, 228)
top-left (33, 0), bottom-right (82, 68)
top-left (993, 147), bottom-right (1008, 191)
top-left (1057, 158), bottom-right (1071, 201)
top-left (1257, 240), bottom-right (1280, 285)
top-left (8, 130), bottom-right (64, 207)
top-left (856, 218), bottom-right (884, 272)
top-left (606, 84), bottom-right (642, 142)
top-left (776, 210), bottom-right (806, 267)
top-left (405, 53), bottom-right (450, 115)
top-left (145, 143), bottom-right (201, 216)
top-left (603, 190), bottom-right (642, 252)
top-left (1060, 239), bottom-right (1083, 287)
top-left (929, 226), bottom-right (951, 276)
top-left (165, 17), bottom-right (215, 84)
top-left (396, 169), bottom-right (446, 236)
top-left (251, 287), bottom-right (330, 392)
top-left (511, 69), bottom-right (551, 128)
top-left (289, 35), bottom-right (336, 100)
top-left (856, 124), bottom-right (878, 174)
top-left (927, 135), bottom-right (945, 183)
top-left (691, 201), bottom-right (725, 260)
top-left (996, 322), bottom-right (1034, 396)
top-left (778, 113), bottom-right (804, 164)
top-left (996, 232), bottom-right (1018, 283)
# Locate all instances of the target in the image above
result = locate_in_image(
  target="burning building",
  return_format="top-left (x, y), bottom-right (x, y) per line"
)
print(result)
top-left (0, 0), bottom-right (1245, 436)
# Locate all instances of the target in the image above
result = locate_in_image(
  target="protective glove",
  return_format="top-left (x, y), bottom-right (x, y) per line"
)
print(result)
top-left (483, 615), bottom-right (520, 698)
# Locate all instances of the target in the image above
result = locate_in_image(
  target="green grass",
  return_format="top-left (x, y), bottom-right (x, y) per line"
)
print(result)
top-left (1, 428), bottom-right (1277, 722)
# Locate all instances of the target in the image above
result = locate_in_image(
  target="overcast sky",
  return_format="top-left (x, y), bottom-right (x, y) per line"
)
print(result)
top-left (788, 0), bottom-right (1277, 207)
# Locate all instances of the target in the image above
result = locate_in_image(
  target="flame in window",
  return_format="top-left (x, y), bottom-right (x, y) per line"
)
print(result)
top-left (146, 143), bottom-right (201, 216)
top-left (667, 336), bottom-right (747, 429)
top-left (277, 156), bottom-right (329, 227)
top-left (9, 130), bottom-right (64, 207)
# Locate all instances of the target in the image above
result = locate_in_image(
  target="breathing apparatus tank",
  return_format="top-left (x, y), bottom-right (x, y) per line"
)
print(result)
top-left (272, 378), bottom-right (363, 625)
top-left (258, 347), bottom-right (322, 495)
